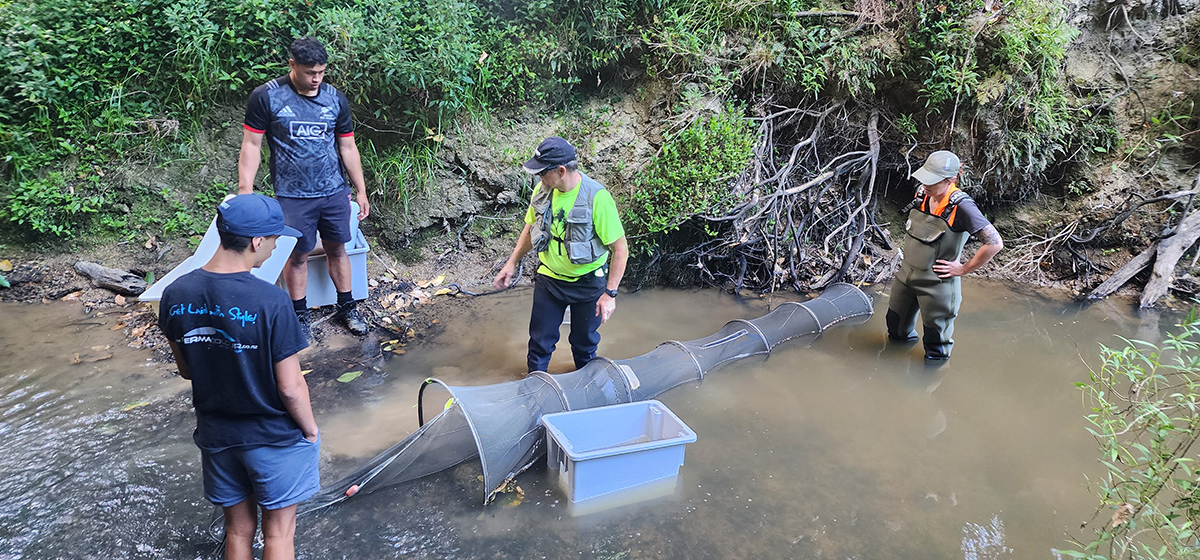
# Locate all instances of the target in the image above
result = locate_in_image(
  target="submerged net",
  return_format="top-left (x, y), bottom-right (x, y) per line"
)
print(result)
top-left (302, 282), bottom-right (872, 511)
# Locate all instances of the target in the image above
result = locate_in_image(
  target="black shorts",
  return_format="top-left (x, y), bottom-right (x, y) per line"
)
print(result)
top-left (277, 189), bottom-right (352, 254)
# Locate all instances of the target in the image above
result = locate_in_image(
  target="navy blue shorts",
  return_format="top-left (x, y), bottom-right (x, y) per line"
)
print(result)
top-left (277, 190), bottom-right (352, 254)
top-left (200, 433), bottom-right (321, 510)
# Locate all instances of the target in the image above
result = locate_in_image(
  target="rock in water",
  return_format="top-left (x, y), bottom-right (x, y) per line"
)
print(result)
top-left (73, 261), bottom-right (147, 296)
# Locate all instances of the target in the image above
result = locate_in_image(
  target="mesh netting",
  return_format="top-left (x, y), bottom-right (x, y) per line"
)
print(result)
top-left (303, 283), bottom-right (872, 510)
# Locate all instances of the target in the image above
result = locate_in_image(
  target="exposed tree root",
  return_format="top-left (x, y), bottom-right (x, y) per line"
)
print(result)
top-left (635, 101), bottom-right (900, 293)
top-left (999, 171), bottom-right (1200, 306)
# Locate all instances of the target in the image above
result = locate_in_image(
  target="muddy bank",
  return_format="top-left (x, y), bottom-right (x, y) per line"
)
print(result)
top-left (2, 7), bottom-right (1198, 322)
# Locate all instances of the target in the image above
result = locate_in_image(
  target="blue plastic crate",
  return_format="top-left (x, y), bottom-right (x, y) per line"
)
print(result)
top-left (541, 400), bottom-right (697, 506)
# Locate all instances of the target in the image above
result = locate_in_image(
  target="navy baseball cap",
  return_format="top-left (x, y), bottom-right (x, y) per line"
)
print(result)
top-left (522, 137), bottom-right (577, 174)
top-left (216, 194), bottom-right (302, 238)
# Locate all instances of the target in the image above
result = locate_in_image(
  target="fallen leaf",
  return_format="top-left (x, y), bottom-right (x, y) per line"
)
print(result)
top-left (337, 370), bottom-right (364, 383)
top-left (431, 275), bottom-right (445, 286)
top-left (301, 369), bottom-right (313, 376)
top-left (72, 353), bottom-right (83, 364)
top-left (431, 319), bottom-right (439, 324)
top-left (406, 329), bottom-right (416, 338)
top-left (122, 401), bottom-right (150, 411)
top-left (391, 349), bottom-right (406, 354)
top-left (91, 345), bottom-right (111, 351)
top-left (114, 295), bottom-right (126, 305)
top-left (62, 291), bottom-right (83, 301)
top-left (1110, 502), bottom-right (1135, 529)
top-left (434, 288), bottom-right (451, 296)
top-left (110, 323), bottom-right (126, 331)
top-left (383, 339), bottom-right (399, 345)
top-left (0, 260), bottom-right (11, 272)
top-left (397, 312), bottom-right (413, 319)
top-left (145, 235), bottom-right (157, 250)
top-left (131, 324), bottom-right (149, 337)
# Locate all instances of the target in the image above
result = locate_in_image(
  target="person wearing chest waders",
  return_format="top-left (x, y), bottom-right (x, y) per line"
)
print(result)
top-left (493, 137), bottom-right (629, 373)
top-left (237, 37), bottom-right (371, 342)
top-left (159, 195), bottom-right (318, 560)
top-left (887, 150), bottom-right (1004, 362)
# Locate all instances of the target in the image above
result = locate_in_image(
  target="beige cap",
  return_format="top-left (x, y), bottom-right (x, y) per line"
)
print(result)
top-left (911, 151), bottom-right (961, 185)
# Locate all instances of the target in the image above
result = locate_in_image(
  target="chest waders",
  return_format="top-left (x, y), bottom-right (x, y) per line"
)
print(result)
top-left (886, 188), bottom-right (970, 360)
top-left (529, 173), bottom-right (609, 270)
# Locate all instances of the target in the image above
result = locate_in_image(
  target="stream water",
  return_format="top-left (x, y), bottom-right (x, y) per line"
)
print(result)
top-left (0, 279), bottom-right (1174, 559)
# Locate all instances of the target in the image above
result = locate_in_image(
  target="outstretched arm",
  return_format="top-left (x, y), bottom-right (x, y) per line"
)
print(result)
top-left (933, 224), bottom-right (1003, 278)
top-left (595, 236), bottom-right (628, 323)
top-left (275, 353), bottom-right (319, 441)
top-left (493, 223), bottom-right (533, 289)
top-left (336, 135), bottom-right (370, 220)
top-left (237, 129), bottom-right (265, 195)
top-left (167, 341), bottom-right (192, 380)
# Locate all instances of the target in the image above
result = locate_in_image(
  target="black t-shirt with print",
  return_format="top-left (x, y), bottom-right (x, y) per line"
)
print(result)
top-left (159, 269), bottom-right (308, 452)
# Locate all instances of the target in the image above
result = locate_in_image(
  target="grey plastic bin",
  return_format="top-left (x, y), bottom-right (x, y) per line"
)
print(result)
top-left (541, 400), bottom-right (696, 505)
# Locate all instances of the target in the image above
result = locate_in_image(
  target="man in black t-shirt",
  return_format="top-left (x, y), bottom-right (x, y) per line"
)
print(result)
top-left (160, 194), bottom-right (318, 560)
top-left (237, 37), bottom-right (371, 340)
top-left (887, 151), bottom-right (1004, 362)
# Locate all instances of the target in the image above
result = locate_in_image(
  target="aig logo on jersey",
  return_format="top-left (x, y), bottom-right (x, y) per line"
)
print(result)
top-left (290, 121), bottom-right (331, 140)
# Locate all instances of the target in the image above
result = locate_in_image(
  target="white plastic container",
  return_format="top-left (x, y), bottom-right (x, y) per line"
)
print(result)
top-left (541, 400), bottom-right (696, 509)
top-left (139, 200), bottom-right (296, 302)
top-left (284, 201), bottom-right (369, 308)
top-left (141, 200), bottom-right (366, 306)
top-left (300, 233), bottom-right (369, 307)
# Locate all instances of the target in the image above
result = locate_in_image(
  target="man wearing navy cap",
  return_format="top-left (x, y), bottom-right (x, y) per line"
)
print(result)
top-left (887, 150), bottom-right (1003, 362)
top-left (159, 194), bottom-right (319, 560)
top-left (493, 137), bottom-right (629, 372)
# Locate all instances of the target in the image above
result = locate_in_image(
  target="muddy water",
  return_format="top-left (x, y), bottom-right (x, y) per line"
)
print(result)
top-left (0, 280), bottom-right (1169, 558)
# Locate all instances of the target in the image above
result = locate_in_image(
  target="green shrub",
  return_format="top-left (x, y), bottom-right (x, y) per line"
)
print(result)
top-left (623, 104), bottom-right (756, 250)
top-left (2, 173), bottom-right (105, 237)
top-left (1071, 312), bottom-right (1200, 559)
top-left (903, 1), bottom-right (981, 109)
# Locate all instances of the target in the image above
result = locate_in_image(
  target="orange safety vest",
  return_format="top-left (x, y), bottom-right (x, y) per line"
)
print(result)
top-left (916, 184), bottom-right (968, 229)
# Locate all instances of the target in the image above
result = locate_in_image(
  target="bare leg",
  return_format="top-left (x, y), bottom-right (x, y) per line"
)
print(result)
top-left (222, 500), bottom-right (257, 560)
top-left (284, 249), bottom-right (311, 302)
top-left (323, 240), bottom-right (352, 294)
top-left (260, 504), bottom-right (299, 560)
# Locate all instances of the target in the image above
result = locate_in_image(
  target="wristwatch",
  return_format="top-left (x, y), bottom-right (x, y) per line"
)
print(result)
top-left (605, 288), bottom-right (619, 298)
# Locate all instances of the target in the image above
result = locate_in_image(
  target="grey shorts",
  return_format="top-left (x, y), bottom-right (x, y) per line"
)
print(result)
top-left (277, 189), bottom-right (352, 254)
top-left (201, 432), bottom-right (320, 510)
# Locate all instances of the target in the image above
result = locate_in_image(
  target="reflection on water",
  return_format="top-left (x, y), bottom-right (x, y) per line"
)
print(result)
top-left (0, 281), bottom-right (1172, 558)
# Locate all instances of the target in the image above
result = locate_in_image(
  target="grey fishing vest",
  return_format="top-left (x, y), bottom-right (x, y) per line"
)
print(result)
top-left (530, 173), bottom-right (609, 266)
top-left (901, 190), bottom-right (970, 273)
